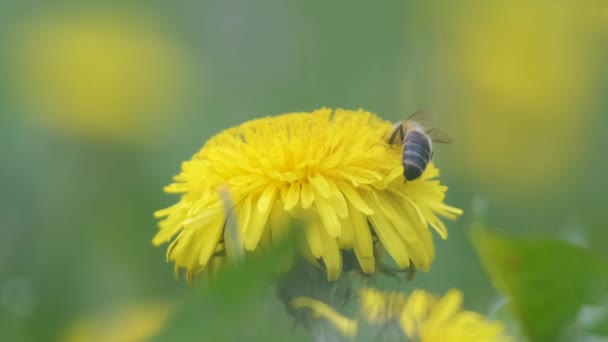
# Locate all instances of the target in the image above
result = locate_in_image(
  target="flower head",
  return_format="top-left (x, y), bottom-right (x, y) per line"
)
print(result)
top-left (292, 287), bottom-right (511, 342)
top-left (431, 2), bottom-right (598, 192)
top-left (399, 289), bottom-right (510, 342)
top-left (153, 108), bottom-right (461, 282)
top-left (61, 302), bottom-right (172, 342)
top-left (9, 8), bottom-right (193, 142)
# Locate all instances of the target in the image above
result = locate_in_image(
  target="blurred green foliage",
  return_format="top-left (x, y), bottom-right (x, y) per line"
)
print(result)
top-left (0, 1), bottom-right (607, 341)
top-left (153, 235), bottom-right (308, 342)
top-left (472, 224), bottom-right (608, 341)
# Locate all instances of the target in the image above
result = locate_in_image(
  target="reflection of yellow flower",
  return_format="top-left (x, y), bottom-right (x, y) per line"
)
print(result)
top-left (9, 8), bottom-right (193, 142)
top-left (61, 302), bottom-right (172, 342)
top-left (292, 288), bottom-right (511, 341)
top-left (153, 109), bottom-right (462, 283)
top-left (434, 2), bottom-right (599, 191)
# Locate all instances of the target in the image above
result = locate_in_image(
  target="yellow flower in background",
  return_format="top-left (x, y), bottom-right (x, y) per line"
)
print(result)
top-left (8, 8), bottom-right (194, 142)
top-left (153, 108), bottom-right (461, 282)
top-left (61, 302), bottom-right (172, 342)
top-left (292, 288), bottom-right (511, 341)
top-left (432, 2), bottom-right (600, 192)
top-left (359, 287), bottom-right (407, 325)
top-left (400, 289), bottom-right (510, 342)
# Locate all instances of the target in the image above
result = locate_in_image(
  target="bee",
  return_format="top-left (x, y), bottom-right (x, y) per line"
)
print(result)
top-left (388, 110), bottom-right (453, 181)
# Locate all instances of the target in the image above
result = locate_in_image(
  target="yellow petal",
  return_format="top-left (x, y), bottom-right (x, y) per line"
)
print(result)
top-left (283, 182), bottom-right (300, 210)
top-left (317, 222), bottom-right (343, 281)
top-left (424, 289), bottom-right (463, 328)
top-left (298, 235), bottom-right (321, 267)
top-left (373, 191), bottom-right (418, 243)
top-left (182, 205), bottom-right (221, 227)
top-left (304, 222), bottom-right (323, 258)
top-left (335, 180), bottom-right (374, 215)
top-left (367, 196), bottom-right (410, 268)
top-left (315, 196), bottom-right (341, 238)
top-left (257, 183), bottom-right (277, 213)
top-left (350, 204), bottom-right (375, 273)
top-left (153, 203), bottom-right (181, 218)
top-left (244, 196), bottom-right (273, 250)
top-left (237, 195), bottom-right (252, 238)
top-left (336, 215), bottom-right (354, 249)
top-left (167, 230), bottom-right (194, 263)
top-left (196, 216), bottom-right (226, 267)
top-left (291, 297), bottom-right (358, 338)
top-left (152, 209), bottom-right (188, 245)
top-left (310, 174), bottom-right (331, 198)
top-left (269, 202), bottom-right (290, 244)
top-left (327, 180), bottom-right (348, 218)
top-left (300, 182), bottom-right (315, 208)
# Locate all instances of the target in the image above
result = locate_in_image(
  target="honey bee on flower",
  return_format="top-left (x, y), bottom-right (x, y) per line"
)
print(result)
top-left (388, 111), bottom-right (453, 181)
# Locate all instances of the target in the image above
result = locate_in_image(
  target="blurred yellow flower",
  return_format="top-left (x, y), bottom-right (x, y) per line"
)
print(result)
top-left (9, 8), bottom-right (193, 142)
top-left (400, 289), bottom-right (510, 342)
top-left (434, 2), bottom-right (601, 192)
top-left (290, 297), bottom-right (358, 338)
top-left (359, 287), bottom-right (408, 325)
top-left (292, 287), bottom-right (511, 341)
top-left (61, 301), bottom-right (172, 342)
top-left (153, 108), bottom-right (461, 283)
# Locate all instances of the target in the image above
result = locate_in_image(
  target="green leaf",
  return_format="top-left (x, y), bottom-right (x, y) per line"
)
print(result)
top-left (471, 224), bottom-right (608, 342)
top-left (588, 315), bottom-right (608, 336)
top-left (152, 233), bottom-right (309, 342)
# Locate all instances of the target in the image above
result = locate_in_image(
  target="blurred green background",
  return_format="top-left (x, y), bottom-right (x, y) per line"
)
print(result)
top-left (1, 1), bottom-right (607, 341)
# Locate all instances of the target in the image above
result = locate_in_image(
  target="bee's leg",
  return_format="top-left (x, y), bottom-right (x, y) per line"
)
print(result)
top-left (388, 123), bottom-right (405, 144)
top-left (388, 126), bottom-right (399, 144)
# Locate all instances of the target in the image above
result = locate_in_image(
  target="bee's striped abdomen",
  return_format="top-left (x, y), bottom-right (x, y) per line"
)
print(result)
top-left (403, 130), bottom-right (432, 181)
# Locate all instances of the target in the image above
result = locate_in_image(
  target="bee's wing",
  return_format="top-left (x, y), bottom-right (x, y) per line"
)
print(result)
top-left (427, 128), bottom-right (453, 143)
top-left (405, 110), bottom-right (438, 130)
top-left (406, 111), bottom-right (453, 143)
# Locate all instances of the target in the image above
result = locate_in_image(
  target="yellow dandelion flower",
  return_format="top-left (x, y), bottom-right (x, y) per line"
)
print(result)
top-left (427, 2), bottom-right (601, 192)
top-left (292, 288), bottom-right (511, 341)
top-left (359, 287), bottom-right (407, 325)
top-left (8, 8), bottom-right (193, 142)
top-left (153, 108), bottom-right (462, 282)
top-left (400, 289), bottom-right (511, 342)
